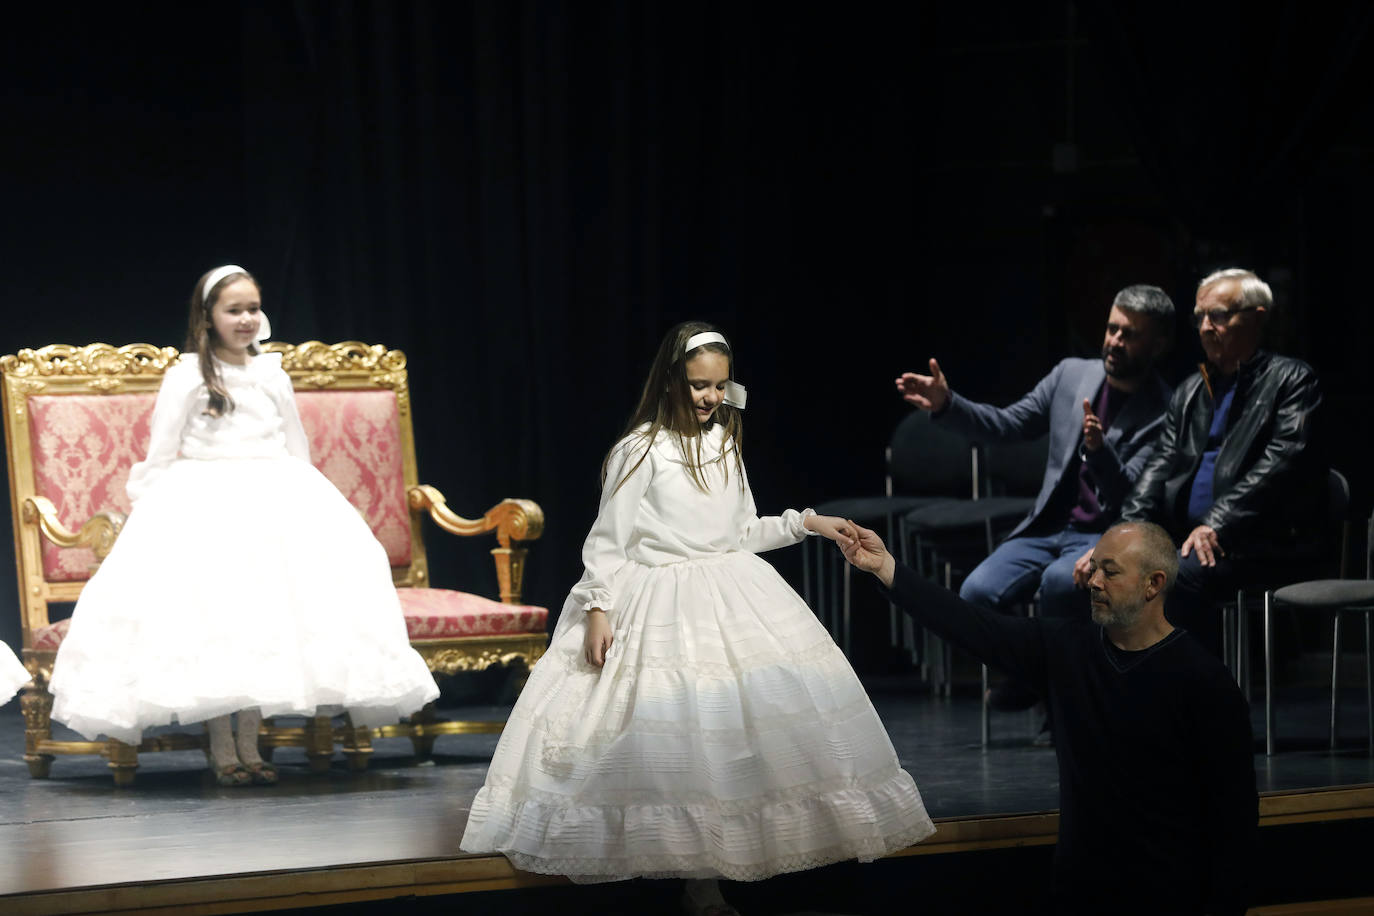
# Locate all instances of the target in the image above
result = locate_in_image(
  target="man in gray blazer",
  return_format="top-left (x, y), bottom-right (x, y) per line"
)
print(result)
top-left (897, 284), bottom-right (1174, 710)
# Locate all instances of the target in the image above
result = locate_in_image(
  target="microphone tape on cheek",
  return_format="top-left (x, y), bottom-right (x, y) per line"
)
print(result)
top-left (724, 380), bottom-right (747, 409)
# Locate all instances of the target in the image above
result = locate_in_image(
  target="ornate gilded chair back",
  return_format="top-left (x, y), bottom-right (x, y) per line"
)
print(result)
top-left (1, 343), bottom-right (435, 650)
top-left (2, 344), bottom-right (173, 651)
top-left (265, 341), bottom-right (431, 588)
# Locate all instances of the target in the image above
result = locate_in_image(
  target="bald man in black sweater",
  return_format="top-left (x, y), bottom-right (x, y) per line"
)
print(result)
top-left (838, 520), bottom-right (1256, 916)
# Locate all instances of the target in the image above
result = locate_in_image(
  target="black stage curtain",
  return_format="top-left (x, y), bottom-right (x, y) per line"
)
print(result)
top-left (1083, 2), bottom-right (1374, 237)
top-left (230, 0), bottom-right (932, 624)
top-left (2, 2), bottom-right (933, 643)
top-left (3, 2), bottom-right (1372, 655)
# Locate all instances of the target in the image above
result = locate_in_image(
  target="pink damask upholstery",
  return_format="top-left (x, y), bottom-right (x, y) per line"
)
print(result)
top-left (33, 617), bottom-right (70, 651)
top-left (296, 390), bottom-right (411, 568)
top-left (397, 588), bottom-right (547, 639)
top-left (27, 388), bottom-right (414, 580)
top-left (27, 394), bottom-right (153, 582)
top-left (33, 593), bottom-right (548, 649)
top-left (27, 384), bottom-right (545, 644)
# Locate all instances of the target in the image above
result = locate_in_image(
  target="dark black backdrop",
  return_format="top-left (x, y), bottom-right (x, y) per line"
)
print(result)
top-left (5, 1), bottom-right (1374, 665)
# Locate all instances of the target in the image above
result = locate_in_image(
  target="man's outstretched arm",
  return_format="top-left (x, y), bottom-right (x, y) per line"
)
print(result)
top-left (836, 524), bottom-right (1050, 692)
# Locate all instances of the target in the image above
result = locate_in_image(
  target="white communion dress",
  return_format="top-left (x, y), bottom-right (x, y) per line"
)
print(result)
top-left (461, 424), bottom-right (934, 881)
top-left (49, 353), bottom-right (439, 744)
top-left (2, 641), bottom-right (29, 705)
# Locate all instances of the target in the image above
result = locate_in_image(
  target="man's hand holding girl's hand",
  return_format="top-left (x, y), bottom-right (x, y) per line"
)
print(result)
top-left (833, 521), bottom-right (897, 588)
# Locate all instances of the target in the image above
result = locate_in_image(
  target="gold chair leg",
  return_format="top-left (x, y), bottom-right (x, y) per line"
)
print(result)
top-left (21, 686), bottom-right (55, 779)
top-left (341, 714), bottom-right (374, 772)
top-left (409, 702), bottom-right (439, 762)
top-left (255, 716), bottom-right (270, 763)
top-left (306, 714), bottom-right (335, 772)
top-left (107, 739), bottom-right (139, 787)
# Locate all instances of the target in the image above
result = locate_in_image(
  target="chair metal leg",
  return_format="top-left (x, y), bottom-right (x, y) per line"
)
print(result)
top-left (1222, 600), bottom-right (1235, 677)
top-left (980, 663), bottom-right (990, 748)
top-left (1365, 612), bottom-right (1373, 757)
top-left (940, 561), bottom-right (955, 697)
top-left (897, 518), bottom-right (922, 665)
top-left (1238, 594), bottom-right (1251, 702)
top-left (886, 514), bottom-right (899, 647)
top-left (842, 560), bottom-right (852, 658)
top-left (816, 538), bottom-right (829, 634)
top-left (826, 550), bottom-right (841, 642)
top-left (1265, 591), bottom-right (1275, 756)
top-left (1331, 613), bottom-right (1343, 751)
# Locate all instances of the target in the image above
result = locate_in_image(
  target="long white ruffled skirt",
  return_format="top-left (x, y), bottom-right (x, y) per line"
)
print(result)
top-left (49, 456), bottom-right (439, 744)
top-left (2, 640), bottom-right (28, 705)
top-left (460, 551), bottom-right (935, 881)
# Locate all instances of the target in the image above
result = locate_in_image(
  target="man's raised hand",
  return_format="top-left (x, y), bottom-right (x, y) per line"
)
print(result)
top-left (894, 358), bottom-right (950, 413)
top-left (1081, 398), bottom-right (1103, 452)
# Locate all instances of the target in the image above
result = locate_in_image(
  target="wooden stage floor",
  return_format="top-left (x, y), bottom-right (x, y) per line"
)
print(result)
top-left (2, 682), bottom-right (1373, 915)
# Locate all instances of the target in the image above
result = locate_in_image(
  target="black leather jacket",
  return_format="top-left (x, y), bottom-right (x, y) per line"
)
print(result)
top-left (1120, 350), bottom-right (1323, 552)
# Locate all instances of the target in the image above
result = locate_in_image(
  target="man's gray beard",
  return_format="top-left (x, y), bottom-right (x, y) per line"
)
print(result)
top-left (1092, 601), bottom-right (1144, 629)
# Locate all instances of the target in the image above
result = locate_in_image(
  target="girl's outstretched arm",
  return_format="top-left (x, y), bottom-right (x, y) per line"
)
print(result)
top-left (736, 465), bottom-right (832, 553)
top-left (803, 514), bottom-right (856, 542)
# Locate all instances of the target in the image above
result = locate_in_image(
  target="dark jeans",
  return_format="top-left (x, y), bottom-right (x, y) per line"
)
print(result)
top-left (1165, 552), bottom-right (1239, 659)
top-left (958, 527), bottom-right (1101, 619)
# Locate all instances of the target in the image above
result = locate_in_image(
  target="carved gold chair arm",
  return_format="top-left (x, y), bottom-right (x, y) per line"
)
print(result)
top-left (407, 485), bottom-right (544, 548)
top-left (22, 496), bottom-right (126, 562)
top-left (407, 485), bottom-right (544, 605)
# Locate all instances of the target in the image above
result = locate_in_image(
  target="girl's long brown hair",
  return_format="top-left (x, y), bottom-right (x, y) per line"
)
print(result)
top-left (186, 267), bottom-right (258, 416)
top-left (602, 320), bottom-right (744, 493)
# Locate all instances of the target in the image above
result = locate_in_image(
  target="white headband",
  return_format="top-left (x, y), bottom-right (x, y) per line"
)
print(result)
top-left (201, 264), bottom-right (271, 342)
top-left (202, 264), bottom-right (249, 304)
top-left (685, 331), bottom-right (728, 353)
top-left (683, 330), bottom-right (746, 409)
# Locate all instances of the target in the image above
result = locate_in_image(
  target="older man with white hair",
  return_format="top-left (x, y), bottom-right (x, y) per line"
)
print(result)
top-left (1111, 268), bottom-right (1325, 657)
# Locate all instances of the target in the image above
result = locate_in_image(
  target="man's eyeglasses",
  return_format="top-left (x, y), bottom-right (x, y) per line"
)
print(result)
top-left (1194, 305), bottom-right (1254, 328)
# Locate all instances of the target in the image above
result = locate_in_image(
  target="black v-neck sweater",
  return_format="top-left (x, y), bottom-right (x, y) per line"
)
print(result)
top-left (882, 562), bottom-right (1257, 915)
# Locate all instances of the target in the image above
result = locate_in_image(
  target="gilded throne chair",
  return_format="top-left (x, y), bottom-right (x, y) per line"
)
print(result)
top-left (2, 341), bottom-right (548, 784)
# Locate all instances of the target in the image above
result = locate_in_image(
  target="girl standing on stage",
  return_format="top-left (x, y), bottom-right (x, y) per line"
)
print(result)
top-left (2, 641), bottom-right (27, 705)
top-left (461, 321), bottom-right (933, 914)
top-left (48, 265), bottom-right (438, 785)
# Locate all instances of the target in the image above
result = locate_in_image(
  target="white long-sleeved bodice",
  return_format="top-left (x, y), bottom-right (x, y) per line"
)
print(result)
top-left (565, 423), bottom-right (813, 615)
top-left (126, 353), bottom-right (311, 505)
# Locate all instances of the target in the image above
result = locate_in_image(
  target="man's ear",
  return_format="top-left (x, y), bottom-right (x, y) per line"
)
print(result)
top-left (1145, 569), bottom-right (1167, 600)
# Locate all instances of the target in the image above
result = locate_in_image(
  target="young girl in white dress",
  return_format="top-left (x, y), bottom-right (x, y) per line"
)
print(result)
top-left (461, 321), bottom-right (933, 913)
top-left (2, 641), bottom-right (28, 705)
top-left (48, 265), bottom-right (438, 785)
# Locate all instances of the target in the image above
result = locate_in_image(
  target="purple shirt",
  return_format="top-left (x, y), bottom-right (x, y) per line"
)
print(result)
top-left (1069, 381), bottom-right (1129, 529)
